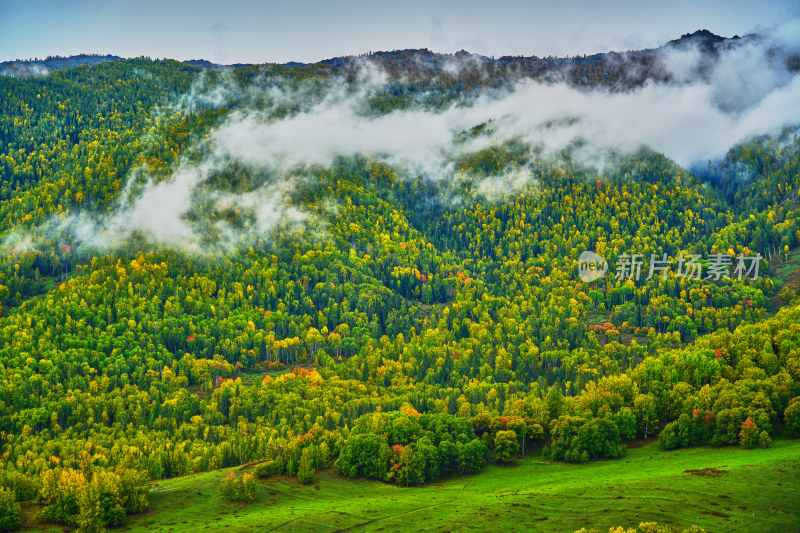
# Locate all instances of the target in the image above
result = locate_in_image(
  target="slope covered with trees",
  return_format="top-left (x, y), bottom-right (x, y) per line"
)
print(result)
top-left (0, 41), bottom-right (799, 532)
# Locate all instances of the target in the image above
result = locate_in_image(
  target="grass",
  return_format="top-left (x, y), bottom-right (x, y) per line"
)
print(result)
top-left (768, 246), bottom-right (800, 313)
top-left (51, 439), bottom-right (795, 532)
top-left (769, 246), bottom-right (800, 286)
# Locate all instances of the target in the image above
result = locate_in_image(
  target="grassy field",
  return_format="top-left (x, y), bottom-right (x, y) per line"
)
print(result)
top-left (29, 439), bottom-right (785, 532)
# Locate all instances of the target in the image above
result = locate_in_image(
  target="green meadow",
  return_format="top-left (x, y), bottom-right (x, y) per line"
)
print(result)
top-left (71, 439), bottom-right (799, 533)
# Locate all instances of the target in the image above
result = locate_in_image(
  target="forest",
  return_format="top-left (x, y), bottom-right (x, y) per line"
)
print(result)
top-left (0, 31), bottom-right (799, 532)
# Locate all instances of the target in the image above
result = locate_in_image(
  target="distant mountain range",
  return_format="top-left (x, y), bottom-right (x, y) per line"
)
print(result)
top-left (0, 53), bottom-right (123, 77)
top-left (181, 59), bottom-right (255, 71)
top-left (0, 30), bottom-right (758, 79)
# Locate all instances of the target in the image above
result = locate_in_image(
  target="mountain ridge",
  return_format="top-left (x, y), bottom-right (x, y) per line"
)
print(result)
top-left (0, 30), bottom-right (742, 78)
top-left (0, 53), bottom-right (122, 78)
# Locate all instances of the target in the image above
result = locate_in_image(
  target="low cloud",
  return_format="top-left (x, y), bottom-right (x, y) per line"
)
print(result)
top-left (203, 21), bottom-right (800, 177)
top-left (8, 21), bottom-right (800, 255)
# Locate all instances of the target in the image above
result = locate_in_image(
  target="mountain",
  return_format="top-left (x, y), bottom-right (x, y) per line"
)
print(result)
top-left (665, 28), bottom-right (731, 50)
top-left (182, 59), bottom-right (254, 71)
top-left (0, 30), bottom-right (748, 82)
top-left (0, 53), bottom-right (122, 77)
top-left (0, 29), bottom-right (799, 533)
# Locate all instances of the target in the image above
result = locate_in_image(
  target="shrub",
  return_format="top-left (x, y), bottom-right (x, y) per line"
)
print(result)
top-left (576, 522), bottom-right (706, 532)
top-left (219, 473), bottom-right (238, 502)
top-left (219, 472), bottom-right (255, 503)
top-left (254, 460), bottom-right (280, 479)
top-left (240, 474), bottom-right (255, 503)
top-left (541, 445), bottom-right (552, 461)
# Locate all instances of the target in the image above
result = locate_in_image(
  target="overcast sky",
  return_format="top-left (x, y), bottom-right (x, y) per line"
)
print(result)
top-left (1, 0), bottom-right (797, 64)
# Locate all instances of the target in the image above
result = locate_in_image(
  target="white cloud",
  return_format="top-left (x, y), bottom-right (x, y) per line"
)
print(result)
top-left (10, 22), bottom-right (800, 255)
top-left (206, 23), bottom-right (800, 176)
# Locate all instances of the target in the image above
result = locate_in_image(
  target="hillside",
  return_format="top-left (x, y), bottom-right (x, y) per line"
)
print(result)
top-left (0, 29), bottom-right (799, 532)
top-left (0, 54), bottom-right (123, 78)
top-left (121, 440), bottom-right (800, 532)
top-left (0, 29), bottom-right (759, 88)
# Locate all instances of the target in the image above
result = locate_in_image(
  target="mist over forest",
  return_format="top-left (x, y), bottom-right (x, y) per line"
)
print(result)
top-left (0, 17), bottom-right (799, 533)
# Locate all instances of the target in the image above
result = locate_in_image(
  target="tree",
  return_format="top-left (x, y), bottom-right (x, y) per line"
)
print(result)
top-left (414, 437), bottom-right (440, 482)
top-left (393, 446), bottom-right (425, 486)
top-left (92, 471), bottom-right (125, 528)
top-left (219, 472), bottom-right (238, 502)
top-left (437, 439), bottom-right (460, 475)
top-left (739, 419), bottom-right (760, 448)
top-left (785, 398), bottom-right (800, 437)
top-left (76, 481), bottom-right (103, 533)
top-left (38, 468), bottom-right (84, 526)
top-left (0, 488), bottom-right (21, 533)
top-left (335, 433), bottom-right (391, 481)
top-left (219, 472), bottom-right (255, 503)
top-left (574, 418), bottom-right (625, 460)
top-left (547, 385), bottom-right (564, 421)
top-left (508, 418), bottom-right (528, 457)
top-left (458, 439), bottom-right (487, 475)
top-left (117, 469), bottom-right (149, 514)
top-left (550, 416), bottom-right (582, 461)
top-left (634, 393), bottom-right (658, 439)
top-left (240, 474), bottom-right (255, 503)
top-left (494, 430), bottom-right (519, 464)
top-left (658, 421), bottom-right (680, 450)
top-left (614, 407), bottom-right (637, 441)
top-left (298, 449), bottom-right (315, 484)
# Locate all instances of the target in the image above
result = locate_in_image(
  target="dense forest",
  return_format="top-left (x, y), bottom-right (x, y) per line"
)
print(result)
top-left (0, 32), bottom-right (799, 532)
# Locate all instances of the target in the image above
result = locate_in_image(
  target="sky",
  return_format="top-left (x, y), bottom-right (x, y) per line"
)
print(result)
top-left (0, 0), bottom-right (797, 64)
